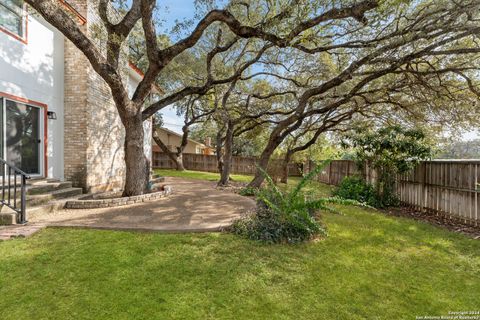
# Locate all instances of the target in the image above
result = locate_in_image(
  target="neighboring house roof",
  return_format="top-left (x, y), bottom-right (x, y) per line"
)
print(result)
top-left (155, 127), bottom-right (208, 148)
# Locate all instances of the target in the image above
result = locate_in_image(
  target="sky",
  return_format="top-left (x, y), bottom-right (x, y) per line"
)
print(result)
top-left (155, 0), bottom-right (197, 34)
top-left (155, 0), bottom-right (480, 141)
top-left (460, 130), bottom-right (480, 141)
top-left (155, 0), bottom-right (197, 133)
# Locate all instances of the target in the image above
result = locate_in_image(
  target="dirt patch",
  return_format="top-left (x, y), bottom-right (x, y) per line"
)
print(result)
top-left (384, 207), bottom-right (480, 239)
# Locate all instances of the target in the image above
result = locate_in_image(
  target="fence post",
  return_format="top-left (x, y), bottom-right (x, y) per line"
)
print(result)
top-left (422, 162), bottom-right (427, 213)
top-left (475, 163), bottom-right (478, 226)
top-left (328, 162), bottom-right (332, 185)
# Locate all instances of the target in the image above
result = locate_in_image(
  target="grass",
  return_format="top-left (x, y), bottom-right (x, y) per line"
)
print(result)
top-left (1, 170), bottom-right (478, 319)
top-left (154, 168), bottom-right (253, 183)
top-left (1, 216), bottom-right (479, 318)
top-left (155, 169), bottom-right (334, 197)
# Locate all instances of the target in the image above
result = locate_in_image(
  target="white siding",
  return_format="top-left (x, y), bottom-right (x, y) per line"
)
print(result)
top-left (0, 13), bottom-right (65, 179)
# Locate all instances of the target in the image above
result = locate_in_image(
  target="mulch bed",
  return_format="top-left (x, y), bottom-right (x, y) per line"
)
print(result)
top-left (383, 207), bottom-right (480, 239)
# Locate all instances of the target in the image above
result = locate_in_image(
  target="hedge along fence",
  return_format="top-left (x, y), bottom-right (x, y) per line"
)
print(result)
top-left (309, 159), bottom-right (479, 226)
top-left (152, 152), bottom-right (304, 176)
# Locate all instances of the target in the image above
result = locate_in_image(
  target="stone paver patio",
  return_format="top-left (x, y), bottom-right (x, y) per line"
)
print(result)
top-left (29, 177), bottom-right (256, 232)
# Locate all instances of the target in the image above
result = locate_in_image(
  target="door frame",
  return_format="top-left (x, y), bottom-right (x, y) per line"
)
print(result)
top-left (0, 92), bottom-right (48, 177)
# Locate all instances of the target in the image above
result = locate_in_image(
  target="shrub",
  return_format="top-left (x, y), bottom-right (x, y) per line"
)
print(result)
top-left (232, 161), bottom-right (366, 243)
top-left (342, 125), bottom-right (432, 207)
top-left (333, 176), bottom-right (377, 206)
top-left (333, 176), bottom-right (399, 208)
top-left (238, 186), bottom-right (257, 196)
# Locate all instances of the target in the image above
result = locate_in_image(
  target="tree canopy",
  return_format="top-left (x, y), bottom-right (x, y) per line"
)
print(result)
top-left (25, 0), bottom-right (480, 192)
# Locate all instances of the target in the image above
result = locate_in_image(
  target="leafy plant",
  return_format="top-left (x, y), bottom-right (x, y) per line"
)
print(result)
top-left (238, 186), bottom-right (258, 196)
top-left (333, 176), bottom-right (380, 207)
top-left (232, 160), bottom-right (368, 243)
top-left (342, 125), bottom-right (432, 207)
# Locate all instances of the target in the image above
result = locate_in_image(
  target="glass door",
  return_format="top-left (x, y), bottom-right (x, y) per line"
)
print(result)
top-left (2, 98), bottom-right (42, 175)
top-left (0, 98), bottom-right (3, 161)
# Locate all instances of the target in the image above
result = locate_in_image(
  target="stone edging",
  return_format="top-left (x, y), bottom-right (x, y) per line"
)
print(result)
top-left (65, 186), bottom-right (172, 209)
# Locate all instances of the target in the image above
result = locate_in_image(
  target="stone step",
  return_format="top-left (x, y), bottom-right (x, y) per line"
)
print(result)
top-left (27, 187), bottom-right (83, 207)
top-left (1, 181), bottom-right (73, 195)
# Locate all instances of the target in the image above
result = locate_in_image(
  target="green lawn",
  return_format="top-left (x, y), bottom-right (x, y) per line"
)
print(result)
top-left (154, 168), bottom-right (253, 183)
top-left (155, 169), bottom-right (334, 197)
top-left (1, 207), bottom-right (479, 319)
top-left (1, 170), bottom-right (478, 318)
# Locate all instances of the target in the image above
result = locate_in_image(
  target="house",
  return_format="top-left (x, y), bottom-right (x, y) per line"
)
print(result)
top-left (153, 127), bottom-right (214, 155)
top-left (0, 0), bottom-right (152, 193)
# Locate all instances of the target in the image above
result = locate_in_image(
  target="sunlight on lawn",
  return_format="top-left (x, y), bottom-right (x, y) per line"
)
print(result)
top-left (154, 169), bottom-right (253, 183)
top-left (0, 169), bottom-right (477, 319)
top-left (154, 169), bottom-right (334, 197)
top-left (0, 210), bottom-right (478, 319)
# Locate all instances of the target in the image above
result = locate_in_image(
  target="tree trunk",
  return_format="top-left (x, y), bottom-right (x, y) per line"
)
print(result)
top-left (175, 151), bottom-right (185, 171)
top-left (280, 152), bottom-right (292, 184)
top-left (215, 128), bottom-right (224, 175)
top-left (247, 139), bottom-right (281, 188)
top-left (123, 115), bottom-right (149, 196)
top-left (173, 125), bottom-right (190, 171)
top-left (218, 121), bottom-right (233, 186)
top-left (152, 130), bottom-right (184, 171)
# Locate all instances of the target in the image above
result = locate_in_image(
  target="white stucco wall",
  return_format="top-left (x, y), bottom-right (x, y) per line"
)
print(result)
top-left (0, 14), bottom-right (64, 179)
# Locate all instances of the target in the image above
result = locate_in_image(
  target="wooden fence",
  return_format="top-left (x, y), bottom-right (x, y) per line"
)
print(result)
top-left (396, 161), bottom-right (479, 226)
top-left (313, 160), bottom-right (361, 185)
top-left (310, 159), bottom-right (479, 226)
top-left (152, 152), bottom-right (303, 176)
top-left (153, 153), bottom-right (479, 225)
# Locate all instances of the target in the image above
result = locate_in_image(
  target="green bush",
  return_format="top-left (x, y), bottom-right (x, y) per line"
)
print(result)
top-left (232, 161), bottom-right (366, 243)
top-left (333, 176), bottom-right (376, 206)
top-left (333, 176), bottom-right (398, 208)
top-left (238, 186), bottom-right (257, 196)
top-left (341, 125), bottom-right (431, 207)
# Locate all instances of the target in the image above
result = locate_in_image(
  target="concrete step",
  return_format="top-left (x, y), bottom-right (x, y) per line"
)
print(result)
top-left (27, 195), bottom-right (84, 222)
top-left (1, 178), bottom-right (83, 225)
top-left (1, 181), bottom-right (73, 195)
top-left (0, 209), bottom-right (16, 225)
top-left (27, 182), bottom-right (73, 195)
top-left (27, 187), bottom-right (83, 207)
top-left (27, 178), bottom-right (60, 185)
top-left (151, 176), bottom-right (165, 184)
top-left (1, 177), bottom-right (58, 185)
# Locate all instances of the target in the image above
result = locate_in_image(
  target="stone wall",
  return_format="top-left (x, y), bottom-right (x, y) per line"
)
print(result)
top-left (63, 0), bottom-right (140, 193)
top-left (85, 68), bottom-right (126, 193)
top-left (63, 0), bottom-right (89, 188)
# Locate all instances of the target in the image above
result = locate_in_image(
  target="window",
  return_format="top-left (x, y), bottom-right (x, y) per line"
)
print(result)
top-left (0, 0), bottom-right (25, 38)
